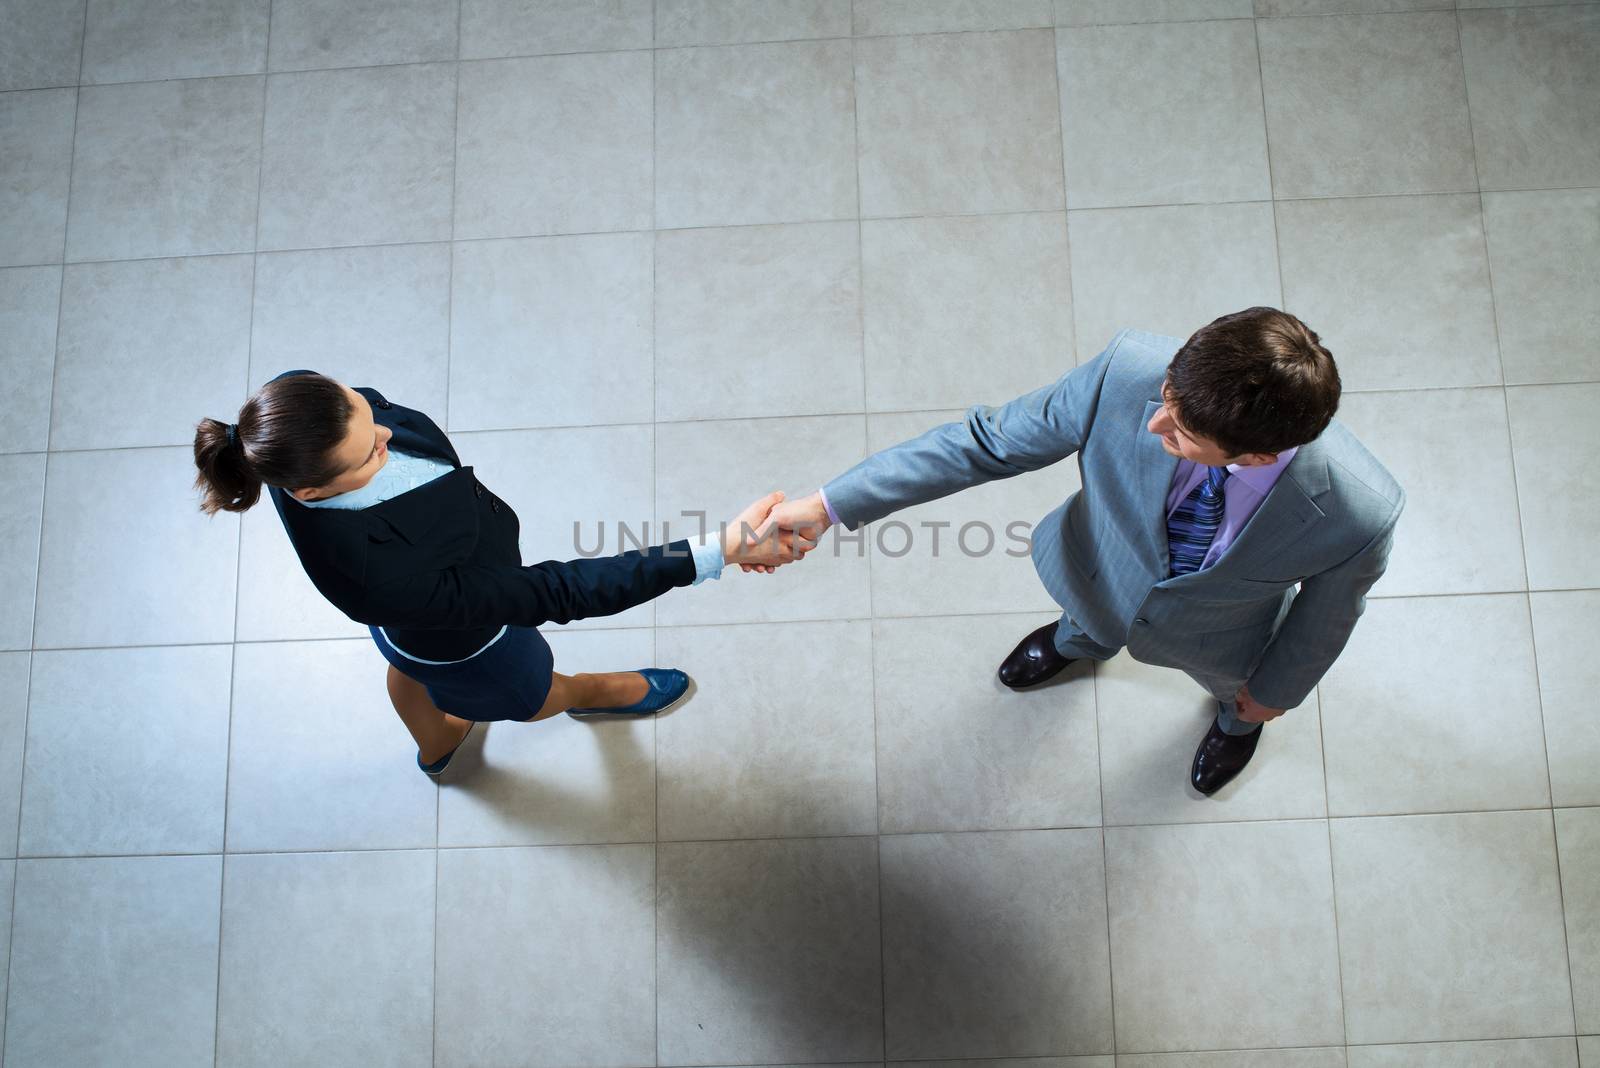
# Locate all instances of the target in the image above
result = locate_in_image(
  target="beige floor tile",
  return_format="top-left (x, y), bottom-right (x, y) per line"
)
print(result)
top-left (873, 612), bottom-right (1100, 833)
top-left (1106, 820), bottom-right (1344, 1051)
top-left (1507, 383), bottom-right (1600, 590)
top-left (1318, 594), bottom-right (1549, 816)
top-left (1331, 810), bottom-right (1574, 1043)
top-left (1097, 653), bottom-right (1328, 823)
top-left (1530, 592), bottom-right (1600, 807)
top-left (855, 29), bottom-right (1064, 217)
top-left (1334, 389), bottom-right (1525, 597)
top-left (1558, 806), bottom-right (1600, 1034)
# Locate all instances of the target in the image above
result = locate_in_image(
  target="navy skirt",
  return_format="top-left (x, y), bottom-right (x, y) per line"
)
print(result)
top-left (369, 624), bottom-right (555, 722)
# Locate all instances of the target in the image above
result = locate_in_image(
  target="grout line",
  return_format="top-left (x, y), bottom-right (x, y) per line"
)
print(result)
top-left (433, 10), bottom-right (463, 1066)
top-left (1058, 18), bottom-right (1107, 1034)
top-left (846, 17), bottom-right (891, 1058)
top-left (9, 372), bottom-right (1596, 449)
top-left (648, 1033), bottom-right (1600, 1064)
top-left (1346, 1033), bottom-right (1597, 1052)
top-left (1550, 783), bottom-right (1585, 1035)
top-left (429, 836), bottom-right (441, 1068)
top-left (236, 64), bottom-right (269, 638)
top-left (2, 1), bottom-right (87, 1055)
top-left (1454, 3), bottom-right (1485, 203)
top-left (442, 51), bottom-right (461, 438)
top-left (28, 379), bottom-right (1600, 464)
top-left (22, 182), bottom-right (1600, 273)
top-left (1113, 1034), bottom-right (1588, 1057)
top-left (1252, 13), bottom-right (1291, 309)
top-left (0, 2), bottom-right (1594, 95)
top-left (1047, 24), bottom-right (1083, 365)
top-left (1090, 662), bottom-right (1119, 1056)
top-left (0, 1), bottom-right (1588, 98)
top-left (649, 9), bottom-right (662, 1059)
top-left (1449, 23), bottom-right (1577, 1028)
top-left (0, 656), bottom-right (34, 1066)
top-left (213, 3), bottom-right (272, 1056)
top-left (1264, 6), bottom-right (1349, 1046)
top-left (1449, 15), bottom-right (1579, 1029)
top-left (1317, 684), bottom-right (1352, 1048)
top-left (16, 581), bottom-right (1600, 659)
top-left (13, 803), bottom-right (1600, 861)
top-left (212, 851), bottom-right (230, 1062)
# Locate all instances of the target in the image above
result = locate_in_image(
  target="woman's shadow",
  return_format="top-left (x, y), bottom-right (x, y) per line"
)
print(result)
top-left (434, 680), bottom-right (692, 846)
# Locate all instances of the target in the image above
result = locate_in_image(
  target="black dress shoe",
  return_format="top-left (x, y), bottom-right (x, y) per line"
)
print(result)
top-left (1190, 718), bottom-right (1261, 796)
top-left (997, 622), bottom-right (1075, 690)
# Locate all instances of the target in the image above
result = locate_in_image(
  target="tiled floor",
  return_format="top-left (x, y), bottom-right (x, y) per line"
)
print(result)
top-left (1, 0), bottom-right (1597, 1065)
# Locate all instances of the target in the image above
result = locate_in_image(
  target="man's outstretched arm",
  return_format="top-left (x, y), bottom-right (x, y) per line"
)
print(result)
top-left (768, 338), bottom-right (1124, 542)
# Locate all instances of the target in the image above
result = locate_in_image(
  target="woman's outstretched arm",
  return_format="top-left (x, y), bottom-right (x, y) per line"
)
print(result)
top-left (361, 492), bottom-right (803, 630)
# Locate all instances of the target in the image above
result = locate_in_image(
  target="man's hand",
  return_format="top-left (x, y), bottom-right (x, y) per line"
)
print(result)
top-left (736, 490), bottom-right (833, 574)
top-left (721, 491), bottom-right (806, 574)
top-left (1233, 683), bottom-right (1285, 725)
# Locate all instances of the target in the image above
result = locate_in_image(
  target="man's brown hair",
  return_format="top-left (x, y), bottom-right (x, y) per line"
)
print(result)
top-left (1165, 307), bottom-right (1341, 457)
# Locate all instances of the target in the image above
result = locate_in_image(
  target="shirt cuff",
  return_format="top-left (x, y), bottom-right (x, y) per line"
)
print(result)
top-left (818, 486), bottom-right (841, 527)
top-left (690, 533), bottom-right (725, 586)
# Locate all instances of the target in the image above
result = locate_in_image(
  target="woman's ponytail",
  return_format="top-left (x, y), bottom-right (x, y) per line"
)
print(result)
top-left (193, 416), bottom-right (262, 514)
top-left (193, 373), bottom-right (355, 516)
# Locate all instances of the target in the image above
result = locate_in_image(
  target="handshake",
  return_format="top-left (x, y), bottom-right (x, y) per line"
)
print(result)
top-left (718, 490), bottom-right (833, 575)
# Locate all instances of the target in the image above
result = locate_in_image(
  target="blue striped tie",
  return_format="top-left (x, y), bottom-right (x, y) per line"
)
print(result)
top-left (1167, 466), bottom-right (1230, 577)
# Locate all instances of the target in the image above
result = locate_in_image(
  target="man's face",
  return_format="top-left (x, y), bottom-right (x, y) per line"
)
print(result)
top-left (1147, 382), bottom-right (1277, 468)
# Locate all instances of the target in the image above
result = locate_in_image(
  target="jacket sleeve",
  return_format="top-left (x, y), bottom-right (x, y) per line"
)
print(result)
top-left (1245, 498), bottom-right (1404, 711)
top-left (821, 336), bottom-right (1122, 530)
top-left (360, 540), bottom-right (698, 630)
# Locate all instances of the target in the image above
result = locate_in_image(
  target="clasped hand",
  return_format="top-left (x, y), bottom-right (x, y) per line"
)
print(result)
top-left (721, 490), bottom-right (833, 574)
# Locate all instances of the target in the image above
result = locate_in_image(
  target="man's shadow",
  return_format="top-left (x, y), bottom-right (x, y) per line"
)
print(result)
top-left (438, 681), bottom-right (1115, 1058)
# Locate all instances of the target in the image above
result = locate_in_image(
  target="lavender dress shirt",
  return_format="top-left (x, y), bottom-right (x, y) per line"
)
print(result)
top-left (1162, 446), bottom-right (1298, 572)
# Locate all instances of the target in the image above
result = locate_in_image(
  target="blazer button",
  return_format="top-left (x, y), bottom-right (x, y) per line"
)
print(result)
top-left (490, 499), bottom-right (501, 513)
top-left (473, 482), bottom-right (484, 497)
top-left (376, 399), bottom-right (392, 409)
top-left (1134, 617), bottom-right (1149, 625)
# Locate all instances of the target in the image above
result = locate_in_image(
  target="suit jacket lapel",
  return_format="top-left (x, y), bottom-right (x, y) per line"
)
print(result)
top-left (1136, 400), bottom-right (1181, 569)
top-left (364, 466), bottom-right (476, 547)
top-left (376, 408), bottom-right (457, 467)
top-left (1203, 436), bottom-right (1330, 578)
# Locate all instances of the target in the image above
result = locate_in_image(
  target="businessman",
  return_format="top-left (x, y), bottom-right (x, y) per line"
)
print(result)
top-left (769, 308), bottom-right (1403, 794)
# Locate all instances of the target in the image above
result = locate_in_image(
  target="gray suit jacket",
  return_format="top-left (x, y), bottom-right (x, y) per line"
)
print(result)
top-left (823, 328), bottom-right (1404, 711)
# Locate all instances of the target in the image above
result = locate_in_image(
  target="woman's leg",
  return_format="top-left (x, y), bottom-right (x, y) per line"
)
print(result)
top-left (386, 664), bottom-right (473, 762)
top-left (523, 670), bottom-right (652, 722)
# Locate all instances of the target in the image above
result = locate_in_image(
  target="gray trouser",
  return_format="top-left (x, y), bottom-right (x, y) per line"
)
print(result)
top-left (1052, 612), bottom-right (1260, 736)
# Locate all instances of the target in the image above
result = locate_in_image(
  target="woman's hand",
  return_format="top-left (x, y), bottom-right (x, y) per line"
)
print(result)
top-left (736, 490), bottom-right (831, 574)
top-left (721, 491), bottom-right (806, 574)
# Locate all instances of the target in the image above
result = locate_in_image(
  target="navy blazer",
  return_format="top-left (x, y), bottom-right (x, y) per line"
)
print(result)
top-left (266, 370), bottom-right (695, 661)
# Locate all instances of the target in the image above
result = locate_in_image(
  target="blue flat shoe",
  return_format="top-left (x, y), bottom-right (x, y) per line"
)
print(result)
top-left (418, 721), bottom-right (476, 777)
top-left (568, 669), bottom-right (692, 719)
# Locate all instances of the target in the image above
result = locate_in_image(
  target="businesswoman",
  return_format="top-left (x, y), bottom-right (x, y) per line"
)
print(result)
top-left (193, 370), bottom-right (801, 776)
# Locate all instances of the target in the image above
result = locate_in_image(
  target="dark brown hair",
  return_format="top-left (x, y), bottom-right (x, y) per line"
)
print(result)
top-left (193, 374), bottom-right (355, 515)
top-left (1165, 307), bottom-right (1341, 456)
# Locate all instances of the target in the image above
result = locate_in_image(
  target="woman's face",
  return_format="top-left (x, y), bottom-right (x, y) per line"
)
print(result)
top-left (288, 384), bottom-right (394, 501)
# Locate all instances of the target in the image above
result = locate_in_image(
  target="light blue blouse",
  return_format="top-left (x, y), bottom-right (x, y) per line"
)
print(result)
top-left (296, 447), bottom-right (455, 511)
